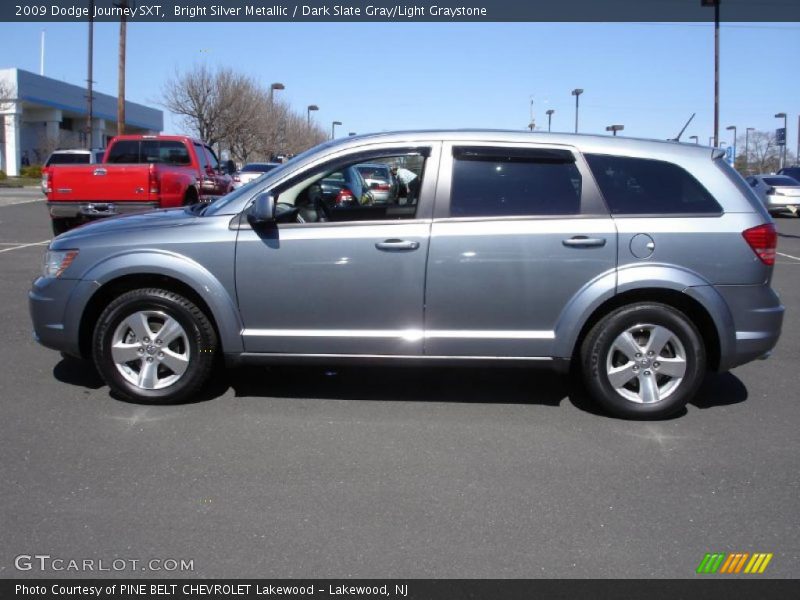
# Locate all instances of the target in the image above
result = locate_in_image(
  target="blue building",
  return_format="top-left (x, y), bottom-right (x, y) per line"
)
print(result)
top-left (1, 67), bottom-right (163, 176)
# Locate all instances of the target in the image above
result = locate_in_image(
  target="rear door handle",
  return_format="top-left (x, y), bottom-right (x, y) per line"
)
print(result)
top-left (562, 236), bottom-right (607, 248)
top-left (375, 239), bottom-right (420, 251)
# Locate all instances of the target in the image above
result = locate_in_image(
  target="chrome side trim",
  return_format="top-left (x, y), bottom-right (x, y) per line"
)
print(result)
top-left (240, 353), bottom-right (552, 360)
top-left (736, 331), bottom-right (773, 340)
top-left (241, 328), bottom-right (555, 341)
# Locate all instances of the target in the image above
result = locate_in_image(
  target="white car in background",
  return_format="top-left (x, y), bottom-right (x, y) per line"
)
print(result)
top-left (745, 174), bottom-right (800, 216)
top-left (232, 162), bottom-right (281, 189)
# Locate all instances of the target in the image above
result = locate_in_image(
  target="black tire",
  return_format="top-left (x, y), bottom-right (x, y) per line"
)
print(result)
top-left (93, 288), bottom-right (217, 403)
top-left (183, 188), bottom-right (199, 206)
top-left (51, 218), bottom-right (73, 236)
top-left (580, 302), bottom-right (706, 419)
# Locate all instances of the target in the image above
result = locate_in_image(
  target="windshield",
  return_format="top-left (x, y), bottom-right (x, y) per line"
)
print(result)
top-left (764, 176), bottom-right (799, 187)
top-left (203, 140), bottom-right (337, 216)
top-left (241, 163), bottom-right (277, 172)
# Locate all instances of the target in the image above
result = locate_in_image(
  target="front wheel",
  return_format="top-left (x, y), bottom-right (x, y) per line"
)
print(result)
top-left (581, 303), bottom-right (706, 419)
top-left (93, 288), bottom-right (217, 403)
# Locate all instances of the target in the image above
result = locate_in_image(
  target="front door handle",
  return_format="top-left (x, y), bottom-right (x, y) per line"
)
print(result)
top-left (375, 239), bottom-right (420, 251)
top-left (562, 236), bottom-right (606, 248)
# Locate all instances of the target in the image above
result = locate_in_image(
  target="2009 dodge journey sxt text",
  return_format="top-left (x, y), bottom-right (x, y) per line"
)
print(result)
top-left (29, 131), bottom-right (784, 419)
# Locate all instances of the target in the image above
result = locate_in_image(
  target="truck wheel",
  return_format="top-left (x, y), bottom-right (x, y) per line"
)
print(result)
top-left (51, 218), bottom-right (73, 236)
top-left (580, 302), bottom-right (706, 420)
top-left (93, 288), bottom-right (218, 404)
top-left (183, 189), bottom-right (198, 206)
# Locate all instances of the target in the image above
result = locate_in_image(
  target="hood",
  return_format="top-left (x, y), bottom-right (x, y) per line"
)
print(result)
top-left (52, 208), bottom-right (198, 247)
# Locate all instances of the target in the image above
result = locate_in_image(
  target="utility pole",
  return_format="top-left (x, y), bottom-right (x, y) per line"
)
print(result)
top-left (546, 109), bottom-right (554, 132)
top-left (117, 0), bottom-right (128, 136)
top-left (86, 0), bottom-right (95, 148)
top-left (702, 0), bottom-right (720, 146)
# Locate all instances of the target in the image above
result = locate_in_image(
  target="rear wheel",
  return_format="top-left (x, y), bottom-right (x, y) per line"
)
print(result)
top-left (183, 188), bottom-right (199, 206)
top-left (581, 302), bottom-right (706, 419)
top-left (93, 288), bottom-right (217, 403)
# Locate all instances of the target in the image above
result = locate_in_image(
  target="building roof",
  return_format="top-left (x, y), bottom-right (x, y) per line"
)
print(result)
top-left (0, 67), bottom-right (162, 131)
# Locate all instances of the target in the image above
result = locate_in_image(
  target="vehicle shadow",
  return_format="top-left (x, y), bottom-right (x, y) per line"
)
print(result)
top-left (689, 371), bottom-right (748, 409)
top-left (229, 364), bottom-right (749, 417)
top-left (230, 365), bottom-right (569, 407)
top-left (52, 356), bottom-right (749, 415)
top-left (53, 356), bottom-right (104, 389)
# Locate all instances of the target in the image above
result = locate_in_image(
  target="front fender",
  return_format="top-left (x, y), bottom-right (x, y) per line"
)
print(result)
top-left (65, 249), bottom-right (243, 354)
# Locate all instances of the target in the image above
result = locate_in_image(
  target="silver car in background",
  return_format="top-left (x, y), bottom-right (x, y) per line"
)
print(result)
top-left (29, 130), bottom-right (783, 419)
top-left (355, 163), bottom-right (399, 203)
top-left (745, 174), bottom-right (800, 216)
top-left (232, 162), bottom-right (281, 189)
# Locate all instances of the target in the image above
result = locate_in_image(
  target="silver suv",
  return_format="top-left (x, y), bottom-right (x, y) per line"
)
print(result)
top-left (29, 131), bottom-right (784, 419)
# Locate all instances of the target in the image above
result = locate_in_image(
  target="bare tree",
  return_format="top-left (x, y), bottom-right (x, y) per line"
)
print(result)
top-left (161, 65), bottom-right (328, 163)
top-left (736, 130), bottom-right (785, 174)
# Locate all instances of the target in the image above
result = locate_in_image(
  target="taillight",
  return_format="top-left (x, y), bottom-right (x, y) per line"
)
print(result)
top-left (233, 175), bottom-right (240, 182)
top-left (148, 168), bottom-right (159, 195)
top-left (742, 223), bottom-right (777, 266)
top-left (374, 183), bottom-right (390, 191)
top-left (42, 172), bottom-right (51, 193)
top-left (335, 189), bottom-right (355, 205)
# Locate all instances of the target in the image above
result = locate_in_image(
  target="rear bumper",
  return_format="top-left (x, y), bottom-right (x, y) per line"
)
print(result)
top-left (48, 201), bottom-right (158, 219)
top-left (765, 197), bottom-right (800, 213)
top-left (715, 284), bottom-right (784, 370)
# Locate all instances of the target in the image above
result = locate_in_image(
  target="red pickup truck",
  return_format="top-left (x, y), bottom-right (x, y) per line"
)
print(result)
top-left (45, 135), bottom-right (233, 235)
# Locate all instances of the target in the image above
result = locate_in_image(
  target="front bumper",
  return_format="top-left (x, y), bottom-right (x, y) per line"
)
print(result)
top-left (48, 201), bottom-right (158, 219)
top-left (29, 277), bottom-right (86, 357)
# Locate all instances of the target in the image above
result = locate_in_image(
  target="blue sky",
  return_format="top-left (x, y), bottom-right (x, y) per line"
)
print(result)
top-left (1, 21), bottom-right (798, 149)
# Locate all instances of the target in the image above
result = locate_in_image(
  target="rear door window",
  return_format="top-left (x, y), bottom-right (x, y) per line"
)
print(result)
top-left (585, 154), bottom-right (722, 215)
top-left (449, 147), bottom-right (582, 217)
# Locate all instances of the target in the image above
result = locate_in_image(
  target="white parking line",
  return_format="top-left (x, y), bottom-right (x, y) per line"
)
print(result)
top-left (0, 240), bottom-right (49, 253)
top-left (776, 251), bottom-right (800, 262)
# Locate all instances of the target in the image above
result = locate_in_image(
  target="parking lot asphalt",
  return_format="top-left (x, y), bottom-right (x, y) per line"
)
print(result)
top-left (1, 196), bottom-right (798, 579)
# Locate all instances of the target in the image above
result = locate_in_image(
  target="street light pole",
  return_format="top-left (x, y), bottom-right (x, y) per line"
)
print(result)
top-left (745, 127), bottom-right (754, 174)
top-left (606, 124), bottom-right (624, 136)
top-left (726, 125), bottom-right (737, 167)
top-left (709, 135), bottom-right (715, 146)
top-left (775, 112), bottom-right (787, 169)
top-left (307, 104), bottom-right (318, 126)
top-left (689, 135), bottom-right (699, 144)
top-left (269, 82), bottom-right (285, 107)
top-left (546, 109), bottom-right (554, 132)
top-left (571, 88), bottom-right (583, 133)
top-left (331, 120), bottom-right (342, 139)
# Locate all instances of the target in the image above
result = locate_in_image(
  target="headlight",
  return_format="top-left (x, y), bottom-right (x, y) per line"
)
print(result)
top-left (42, 249), bottom-right (79, 278)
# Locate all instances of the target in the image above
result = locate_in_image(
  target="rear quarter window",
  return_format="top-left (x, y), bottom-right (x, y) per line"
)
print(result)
top-left (585, 154), bottom-right (722, 215)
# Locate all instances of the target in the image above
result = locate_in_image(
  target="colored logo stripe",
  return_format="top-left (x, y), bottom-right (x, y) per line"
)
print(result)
top-left (697, 552), bottom-right (773, 574)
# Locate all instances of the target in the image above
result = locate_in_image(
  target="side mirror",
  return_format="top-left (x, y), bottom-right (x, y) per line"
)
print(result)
top-left (247, 193), bottom-right (275, 226)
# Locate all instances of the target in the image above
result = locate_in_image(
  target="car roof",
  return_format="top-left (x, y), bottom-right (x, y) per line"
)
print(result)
top-left (330, 129), bottom-right (720, 159)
